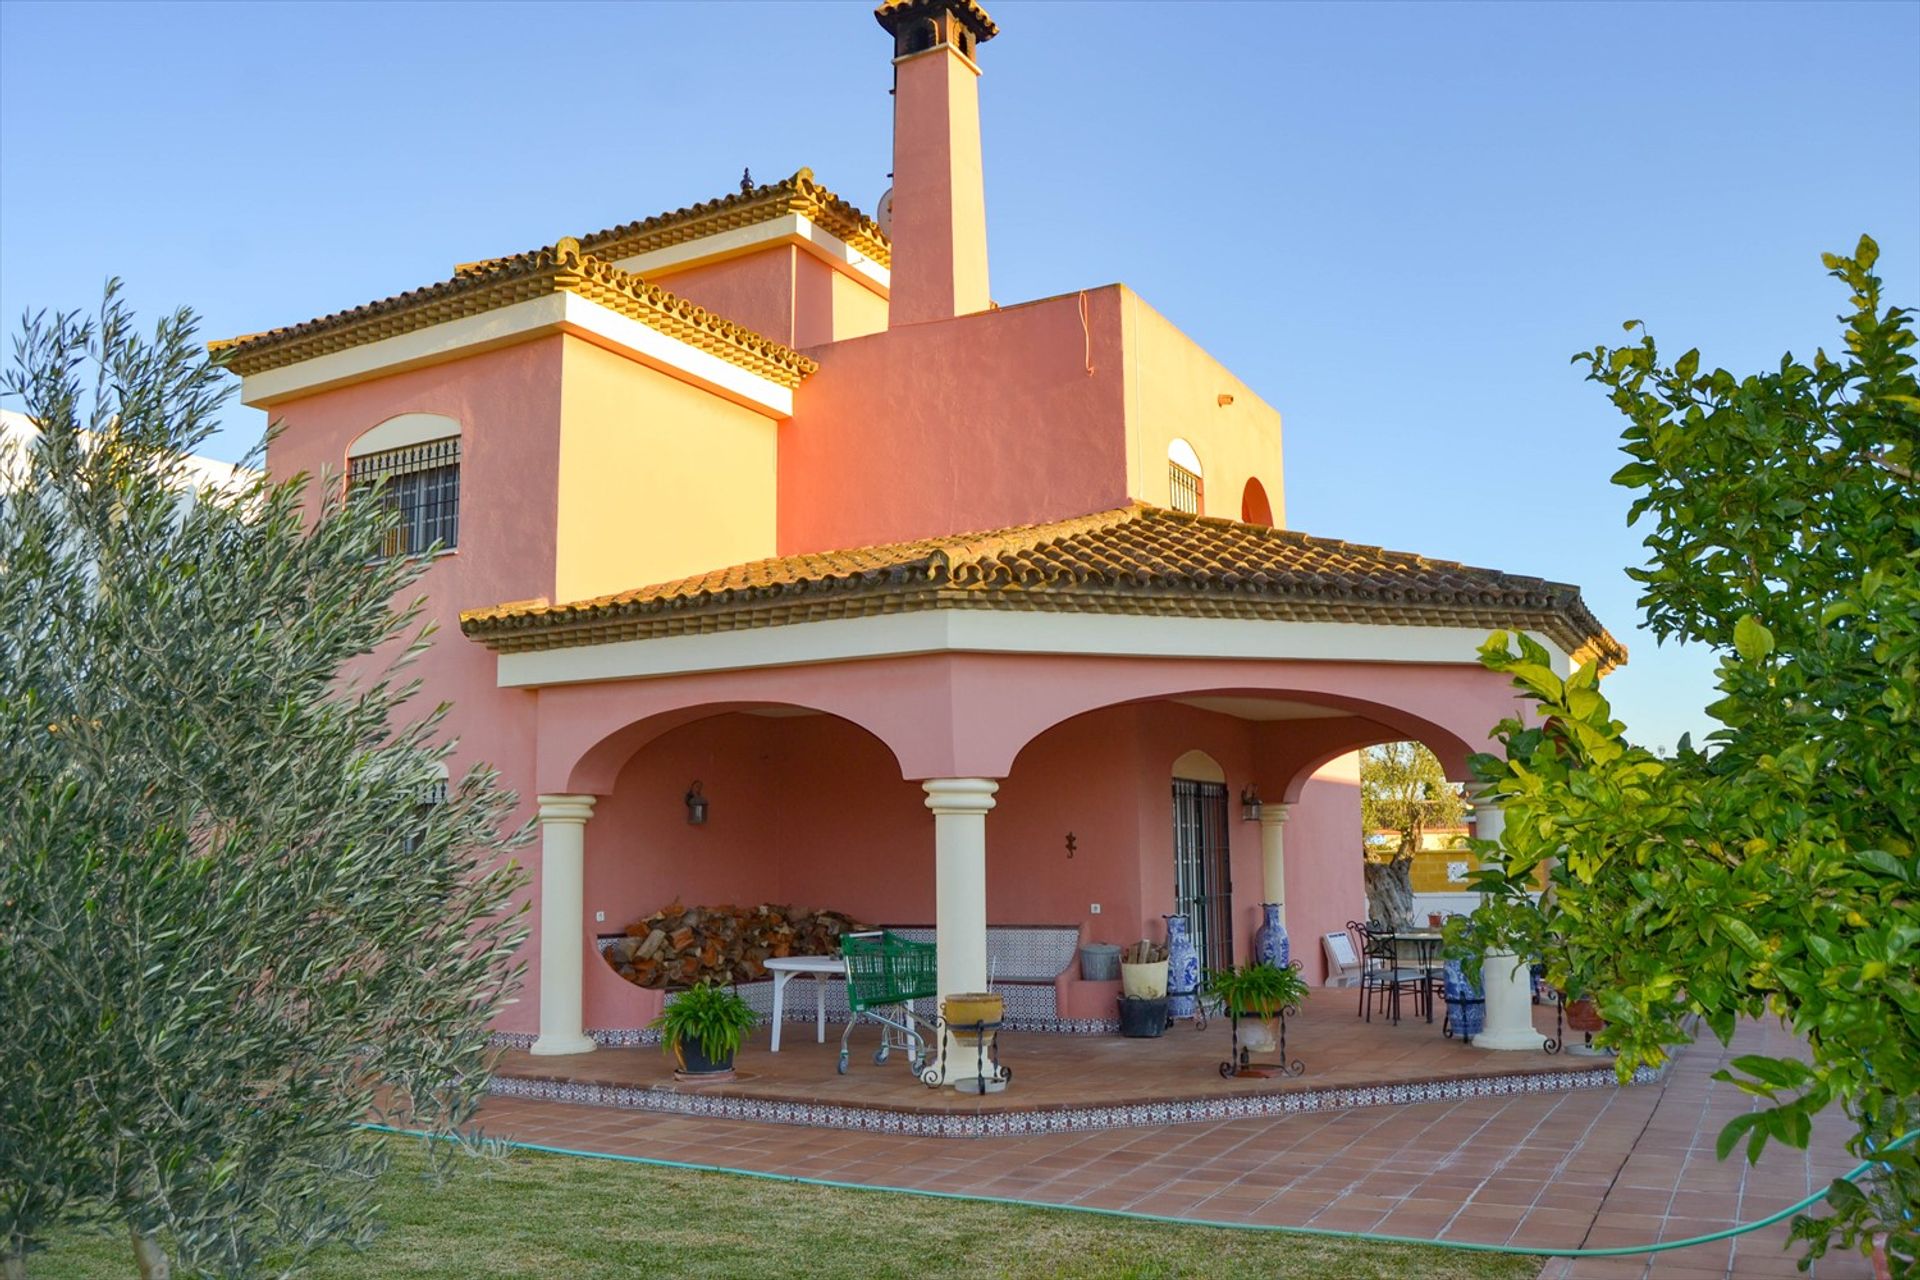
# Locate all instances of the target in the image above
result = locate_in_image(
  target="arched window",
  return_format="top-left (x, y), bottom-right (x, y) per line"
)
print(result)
top-left (1167, 439), bottom-right (1204, 515)
top-left (348, 413), bottom-right (461, 558)
top-left (1240, 477), bottom-right (1273, 527)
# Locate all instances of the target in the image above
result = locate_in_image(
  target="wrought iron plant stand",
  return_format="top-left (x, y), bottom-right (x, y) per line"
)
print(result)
top-left (920, 1015), bottom-right (1011, 1094)
top-left (1218, 1001), bottom-right (1303, 1079)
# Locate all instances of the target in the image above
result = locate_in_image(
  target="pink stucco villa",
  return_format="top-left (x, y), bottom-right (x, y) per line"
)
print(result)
top-left (211, 0), bottom-right (1622, 1068)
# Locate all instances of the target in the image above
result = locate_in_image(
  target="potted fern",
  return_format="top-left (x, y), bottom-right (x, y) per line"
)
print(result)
top-left (1208, 961), bottom-right (1309, 1055)
top-left (651, 980), bottom-right (759, 1080)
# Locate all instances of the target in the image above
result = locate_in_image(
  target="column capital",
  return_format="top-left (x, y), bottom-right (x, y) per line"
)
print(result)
top-left (536, 794), bottom-right (598, 825)
top-left (922, 777), bottom-right (998, 816)
top-left (1258, 802), bottom-right (1291, 828)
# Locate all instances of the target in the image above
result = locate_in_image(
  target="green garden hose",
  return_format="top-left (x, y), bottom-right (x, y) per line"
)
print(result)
top-left (363, 1122), bottom-right (1914, 1260)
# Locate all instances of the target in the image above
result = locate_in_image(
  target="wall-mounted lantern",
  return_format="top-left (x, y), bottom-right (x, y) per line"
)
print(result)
top-left (1240, 785), bottom-right (1263, 822)
top-left (684, 781), bottom-right (709, 826)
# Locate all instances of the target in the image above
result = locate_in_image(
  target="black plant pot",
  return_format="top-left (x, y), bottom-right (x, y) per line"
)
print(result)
top-left (1118, 996), bottom-right (1169, 1038)
top-left (672, 1038), bottom-right (737, 1078)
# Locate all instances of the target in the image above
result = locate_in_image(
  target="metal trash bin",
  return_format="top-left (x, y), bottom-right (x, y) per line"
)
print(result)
top-left (1080, 943), bottom-right (1122, 981)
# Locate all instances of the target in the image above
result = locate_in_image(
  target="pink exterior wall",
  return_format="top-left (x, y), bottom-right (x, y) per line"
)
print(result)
top-left (641, 248), bottom-right (889, 350)
top-left (640, 252), bottom-right (802, 346)
top-left (1283, 756), bottom-right (1366, 985)
top-left (264, 339), bottom-right (572, 1034)
top-left (778, 287), bottom-right (1133, 553)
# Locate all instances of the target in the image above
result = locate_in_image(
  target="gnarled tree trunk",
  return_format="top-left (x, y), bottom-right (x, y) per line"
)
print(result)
top-left (1364, 855), bottom-right (1416, 929)
top-left (130, 1226), bottom-right (169, 1280)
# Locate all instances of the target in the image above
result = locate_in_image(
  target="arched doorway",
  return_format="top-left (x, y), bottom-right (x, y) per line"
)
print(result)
top-left (1170, 749), bottom-right (1233, 979)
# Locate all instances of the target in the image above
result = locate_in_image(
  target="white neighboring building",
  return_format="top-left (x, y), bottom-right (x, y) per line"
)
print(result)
top-left (1, 408), bottom-right (257, 494)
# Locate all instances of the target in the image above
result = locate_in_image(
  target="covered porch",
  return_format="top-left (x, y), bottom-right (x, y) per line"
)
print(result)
top-left (459, 504), bottom-right (1624, 1086)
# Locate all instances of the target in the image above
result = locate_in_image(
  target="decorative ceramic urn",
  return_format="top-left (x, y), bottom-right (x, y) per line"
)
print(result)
top-left (1442, 958), bottom-right (1486, 1042)
top-left (1163, 914), bottom-right (1199, 1019)
top-left (1251, 903), bottom-right (1290, 970)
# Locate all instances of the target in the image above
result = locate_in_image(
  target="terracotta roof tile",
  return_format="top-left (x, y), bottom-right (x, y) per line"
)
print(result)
top-left (208, 239), bottom-right (817, 387)
top-left (875, 0), bottom-right (998, 42)
top-left (577, 168), bottom-right (890, 270)
top-left (461, 503), bottom-right (1626, 670)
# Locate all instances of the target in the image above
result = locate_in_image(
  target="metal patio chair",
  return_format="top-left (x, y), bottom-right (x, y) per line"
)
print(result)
top-left (837, 930), bottom-right (939, 1076)
top-left (1349, 920), bottom-right (1424, 1023)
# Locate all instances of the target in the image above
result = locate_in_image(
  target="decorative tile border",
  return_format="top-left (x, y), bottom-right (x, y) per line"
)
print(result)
top-left (486, 1060), bottom-right (1664, 1140)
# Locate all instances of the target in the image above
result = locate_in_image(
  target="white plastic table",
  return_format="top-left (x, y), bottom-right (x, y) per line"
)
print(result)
top-left (765, 955), bottom-right (845, 1052)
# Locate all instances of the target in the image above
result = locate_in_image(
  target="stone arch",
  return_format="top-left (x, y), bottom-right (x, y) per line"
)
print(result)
top-left (560, 699), bottom-right (912, 797)
top-left (347, 411), bottom-right (460, 458)
top-left (1171, 748), bottom-right (1225, 782)
top-left (982, 657), bottom-right (1498, 785)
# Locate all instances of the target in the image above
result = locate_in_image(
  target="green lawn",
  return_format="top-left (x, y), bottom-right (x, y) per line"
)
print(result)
top-left (32, 1144), bottom-right (1540, 1279)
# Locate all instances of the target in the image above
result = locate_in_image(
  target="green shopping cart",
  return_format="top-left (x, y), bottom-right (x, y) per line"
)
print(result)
top-left (837, 930), bottom-right (938, 1076)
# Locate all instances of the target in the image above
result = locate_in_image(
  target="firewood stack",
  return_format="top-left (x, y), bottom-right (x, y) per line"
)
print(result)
top-left (602, 902), bottom-right (869, 990)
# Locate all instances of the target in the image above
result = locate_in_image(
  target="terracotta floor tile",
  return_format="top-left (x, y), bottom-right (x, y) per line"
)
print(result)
top-left (467, 1019), bottom-right (1869, 1280)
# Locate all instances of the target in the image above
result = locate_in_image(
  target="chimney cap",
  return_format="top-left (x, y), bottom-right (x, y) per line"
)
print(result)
top-left (874, 0), bottom-right (998, 44)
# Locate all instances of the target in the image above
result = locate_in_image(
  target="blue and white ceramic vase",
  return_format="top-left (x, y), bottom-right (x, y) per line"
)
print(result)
top-left (1251, 903), bottom-right (1290, 970)
top-left (1443, 958), bottom-right (1485, 1041)
top-left (1164, 914), bottom-right (1200, 1019)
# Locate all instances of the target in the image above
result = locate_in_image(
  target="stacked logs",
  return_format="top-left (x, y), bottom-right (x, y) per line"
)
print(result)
top-left (603, 902), bottom-right (868, 990)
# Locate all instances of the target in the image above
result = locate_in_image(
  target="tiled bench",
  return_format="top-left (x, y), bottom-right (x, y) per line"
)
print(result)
top-left (597, 923), bottom-right (1105, 1033)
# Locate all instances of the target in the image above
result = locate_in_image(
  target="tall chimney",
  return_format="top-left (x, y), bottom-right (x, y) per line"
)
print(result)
top-left (875, 0), bottom-right (997, 327)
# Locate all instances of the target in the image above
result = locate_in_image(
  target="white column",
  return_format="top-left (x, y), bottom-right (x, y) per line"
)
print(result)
top-left (923, 778), bottom-right (997, 1083)
top-left (531, 794), bottom-right (597, 1057)
top-left (1468, 795), bottom-right (1546, 1051)
top-left (1258, 804), bottom-right (1290, 926)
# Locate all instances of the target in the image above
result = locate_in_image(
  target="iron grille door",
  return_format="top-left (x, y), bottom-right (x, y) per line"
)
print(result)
top-left (1172, 778), bottom-right (1234, 978)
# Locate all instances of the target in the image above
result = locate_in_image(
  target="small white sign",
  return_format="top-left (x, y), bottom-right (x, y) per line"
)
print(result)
top-left (1322, 931), bottom-right (1360, 984)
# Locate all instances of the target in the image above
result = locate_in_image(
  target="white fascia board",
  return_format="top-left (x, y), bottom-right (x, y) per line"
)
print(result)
top-left (554, 293), bottom-right (792, 418)
top-left (238, 292), bottom-right (792, 418)
top-left (240, 295), bottom-right (569, 407)
top-left (613, 213), bottom-right (890, 297)
top-left (492, 610), bottom-right (1569, 688)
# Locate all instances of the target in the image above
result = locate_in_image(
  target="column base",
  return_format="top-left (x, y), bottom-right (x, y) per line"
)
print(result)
top-left (1473, 1028), bottom-right (1550, 1052)
top-left (530, 1033), bottom-right (597, 1057)
top-left (1475, 949), bottom-right (1544, 1052)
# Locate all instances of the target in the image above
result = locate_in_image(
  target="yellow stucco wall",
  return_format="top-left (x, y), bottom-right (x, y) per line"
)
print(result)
top-left (554, 335), bottom-right (779, 602)
top-left (1117, 287), bottom-right (1286, 526)
top-left (828, 269), bottom-right (890, 343)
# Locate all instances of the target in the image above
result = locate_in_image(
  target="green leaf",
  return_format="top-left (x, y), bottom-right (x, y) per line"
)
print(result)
top-left (1856, 849), bottom-right (1913, 883)
top-left (1717, 1112), bottom-right (1760, 1161)
top-left (1728, 1055), bottom-right (1813, 1089)
top-left (1733, 615), bottom-right (1774, 664)
top-left (1716, 914), bottom-right (1767, 959)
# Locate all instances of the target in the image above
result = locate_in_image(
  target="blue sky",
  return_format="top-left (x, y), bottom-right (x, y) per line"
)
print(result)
top-left (2, 0), bottom-right (1916, 752)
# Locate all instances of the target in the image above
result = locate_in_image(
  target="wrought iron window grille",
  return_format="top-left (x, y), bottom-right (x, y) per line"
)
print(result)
top-left (349, 438), bottom-right (461, 559)
top-left (1168, 461), bottom-right (1203, 514)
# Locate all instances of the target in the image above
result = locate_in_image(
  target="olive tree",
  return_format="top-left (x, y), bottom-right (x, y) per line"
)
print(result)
top-left (1465, 239), bottom-right (1917, 1274)
top-left (1359, 741), bottom-right (1466, 928)
top-left (0, 287), bottom-right (529, 1278)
